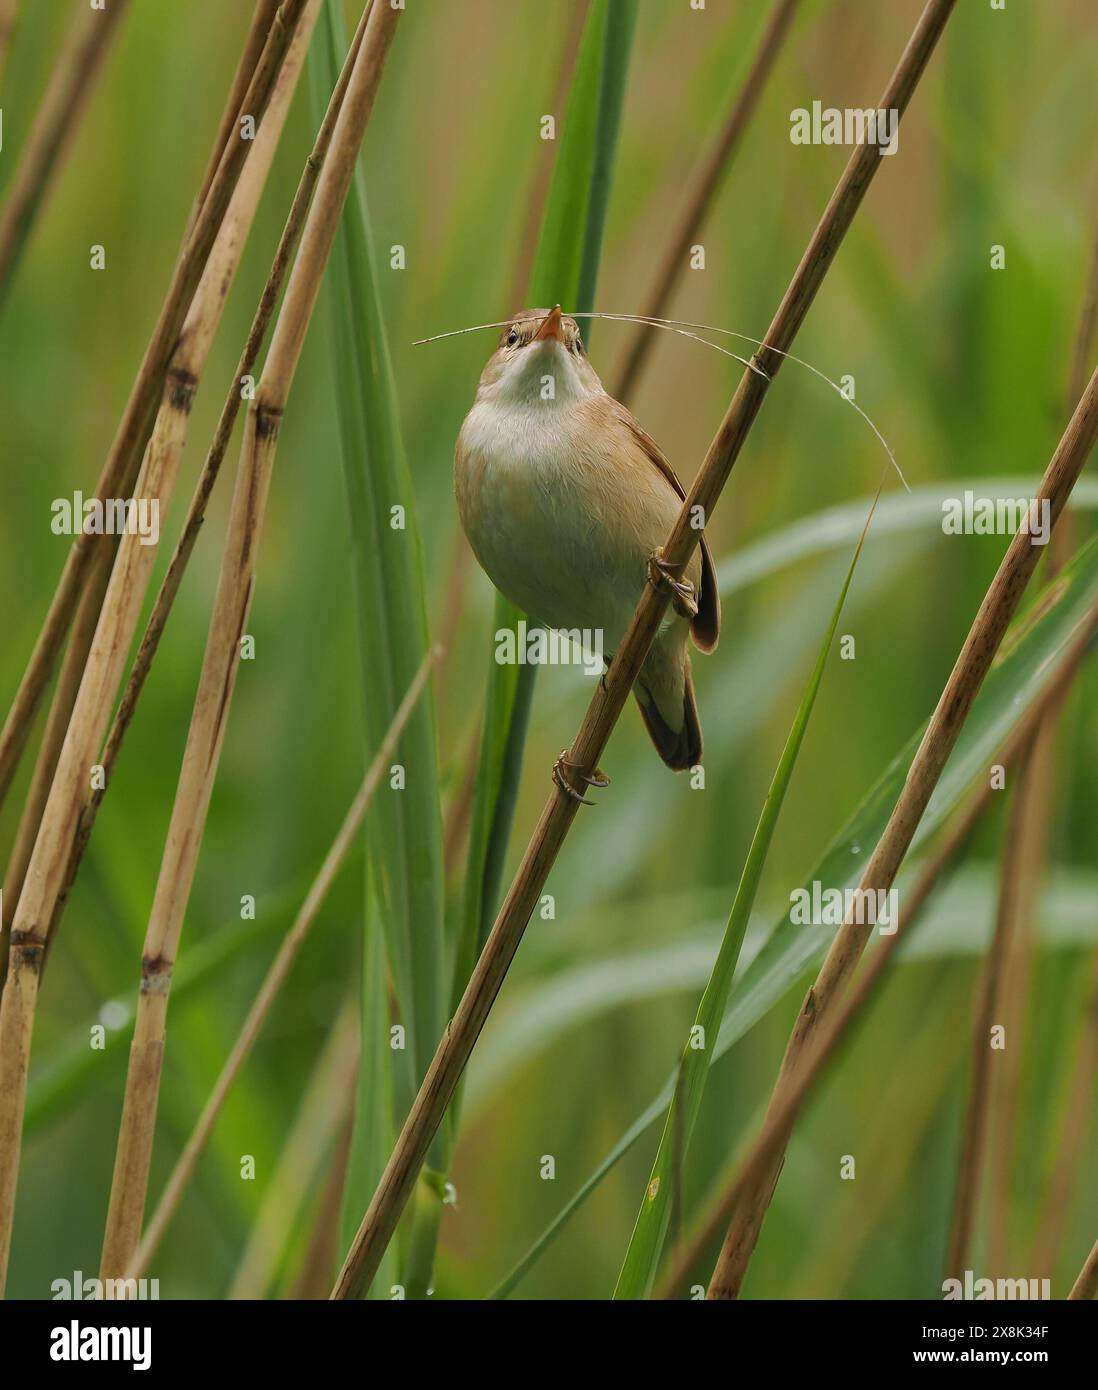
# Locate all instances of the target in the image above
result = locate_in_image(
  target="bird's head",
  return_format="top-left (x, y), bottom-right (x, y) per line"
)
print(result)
top-left (475, 305), bottom-right (602, 406)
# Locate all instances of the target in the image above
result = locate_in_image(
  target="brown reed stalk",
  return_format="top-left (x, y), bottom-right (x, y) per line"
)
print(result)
top-left (42, 2), bottom-right (374, 957)
top-left (1068, 1236), bottom-right (1098, 1300)
top-left (612, 0), bottom-right (801, 401)
top-left (944, 743), bottom-right (1040, 1283)
top-left (98, 0), bottom-right (403, 1283)
top-left (983, 203), bottom-right (1098, 1275)
top-left (331, 0), bottom-right (961, 1302)
top-left (227, 1001), bottom-right (359, 1300)
top-left (0, 0), bottom-right (298, 825)
top-left (125, 650), bottom-right (438, 1281)
top-left (0, 0), bottom-right (313, 1299)
top-left (707, 370), bottom-right (1098, 1299)
top-left (655, 607), bottom-right (1097, 1299)
top-left (0, 0), bottom-right (130, 304)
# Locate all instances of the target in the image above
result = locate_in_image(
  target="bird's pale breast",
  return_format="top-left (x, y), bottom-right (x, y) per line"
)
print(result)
top-left (455, 396), bottom-right (698, 649)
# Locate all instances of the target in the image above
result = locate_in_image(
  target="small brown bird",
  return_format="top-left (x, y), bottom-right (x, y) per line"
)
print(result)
top-left (454, 306), bottom-right (719, 784)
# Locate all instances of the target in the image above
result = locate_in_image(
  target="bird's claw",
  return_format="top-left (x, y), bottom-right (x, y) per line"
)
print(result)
top-left (647, 548), bottom-right (698, 619)
top-left (553, 750), bottom-right (610, 805)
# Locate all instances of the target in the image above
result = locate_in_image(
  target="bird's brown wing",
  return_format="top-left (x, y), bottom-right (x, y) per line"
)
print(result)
top-left (610, 399), bottom-right (720, 652)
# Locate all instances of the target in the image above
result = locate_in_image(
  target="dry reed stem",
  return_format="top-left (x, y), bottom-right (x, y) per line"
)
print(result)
top-left (0, 0), bottom-right (130, 302)
top-left (983, 205), bottom-right (1098, 1275)
top-left (0, 0), bottom-right (302, 824)
top-left (655, 615), bottom-right (1098, 1300)
top-left (944, 741), bottom-right (1039, 1282)
top-left (0, 0), bottom-right (312, 1298)
top-left (44, 3), bottom-right (373, 953)
top-left (331, 0), bottom-right (960, 1302)
top-left (612, 0), bottom-right (801, 401)
top-left (1068, 1236), bottom-right (1098, 1300)
top-left (227, 1002), bottom-right (359, 1300)
top-left (98, 0), bottom-right (402, 1283)
top-left (707, 367), bottom-right (1098, 1299)
top-left (126, 650), bottom-right (438, 1281)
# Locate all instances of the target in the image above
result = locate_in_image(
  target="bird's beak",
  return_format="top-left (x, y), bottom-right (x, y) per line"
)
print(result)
top-left (534, 304), bottom-right (563, 342)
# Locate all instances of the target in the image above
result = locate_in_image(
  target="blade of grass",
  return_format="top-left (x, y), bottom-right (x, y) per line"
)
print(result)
top-left (487, 554), bottom-right (1098, 1298)
top-left (715, 478), bottom-right (1098, 599)
top-left (311, 0), bottom-right (444, 1112)
top-left (468, 861), bottom-right (1098, 1118)
top-left (333, 0), bottom-right (959, 1301)
top-left (95, 0), bottom-right (402, 1284)
top-left (614, 495), bottom-right (878, 1299)
top-left (0, 0), bottom-right (130, 305)
top-left (307, 0), bottom-right (443, 1301)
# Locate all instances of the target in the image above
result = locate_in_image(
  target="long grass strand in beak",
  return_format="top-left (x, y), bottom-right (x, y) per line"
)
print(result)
top-left (412, 308), bottom-right (906, 492)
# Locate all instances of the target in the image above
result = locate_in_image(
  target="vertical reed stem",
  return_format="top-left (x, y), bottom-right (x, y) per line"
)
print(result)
top-left (0, 0), bottom-right (130, 304)
top-left (98, 0), bottom-right (402, 1284)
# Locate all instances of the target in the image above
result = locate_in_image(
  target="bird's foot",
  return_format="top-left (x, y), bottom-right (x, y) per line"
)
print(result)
top-left (647, 547), bottom-right (698, 619)
top-left (552, 750), bottom-right (610, 805)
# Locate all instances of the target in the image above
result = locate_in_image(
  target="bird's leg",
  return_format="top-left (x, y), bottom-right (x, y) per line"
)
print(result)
top-left (552, 750), bottom-right (610, 805)
top-left (647, 547), bottom-right (698, 619)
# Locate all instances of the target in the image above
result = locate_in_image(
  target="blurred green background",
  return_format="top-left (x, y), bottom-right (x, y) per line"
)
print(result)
top-left (1, 0), bottom-right (1096, 1299)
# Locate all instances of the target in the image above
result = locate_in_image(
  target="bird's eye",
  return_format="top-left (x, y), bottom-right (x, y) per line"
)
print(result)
top-left (506, 329), bottom-right (519, 347)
